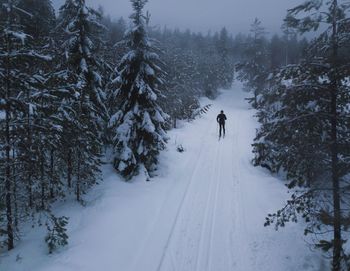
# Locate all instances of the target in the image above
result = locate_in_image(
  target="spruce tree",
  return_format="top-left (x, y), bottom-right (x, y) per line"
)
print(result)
top-left (0, 0), bottom-right (52, 250)
top-left (109, 0), bottom-right (168, 180)
top-left (236, 18), bottom-right (269, 108)
top-left (259, 1), bottom-right (350, 269)
top-left (17, 0), bottom-right (56, 40)
top-left (56, 0), bottom-right (106, 201)
top-left (215, 27), bottom-right (234, 89)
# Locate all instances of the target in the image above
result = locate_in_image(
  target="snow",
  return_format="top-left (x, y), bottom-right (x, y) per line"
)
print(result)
top-left (1, 81), bottom-right (325, 271)
top-left (115, 111), bottom-right (133, 142)
top-left (154, 110), bottom-right (165, 123)
top-left (145, 64), bottom-right (155, 76)
top-left (142, 111), bottom-right (155, 133)
top-left (118, 160), bottom-right (127, 172)
top-left (120, 145), bottom-right (133, 161)
top-left (28, 103), bottom-right (35, 116)
top-left (108, 111), bottom-right (123, 127)
top-left (80, 58), bottom-right (88, 73)
top-left (5, 30), bottom-right (28, 45)
top-left (28, 51), bottom-right (52, 61)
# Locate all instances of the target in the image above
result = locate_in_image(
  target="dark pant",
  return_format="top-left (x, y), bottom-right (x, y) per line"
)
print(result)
top-left (219, 122), bottom-right (225, 137)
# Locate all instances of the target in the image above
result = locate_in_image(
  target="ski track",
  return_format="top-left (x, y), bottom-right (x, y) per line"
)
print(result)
top-left (132, 83), bottom-right (323, 271)
top-left (2, 82), bottom-right (324, 271)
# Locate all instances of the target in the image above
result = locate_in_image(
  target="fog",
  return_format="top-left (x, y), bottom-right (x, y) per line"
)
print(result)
top-left (53, 0), bottom-right (301, 34)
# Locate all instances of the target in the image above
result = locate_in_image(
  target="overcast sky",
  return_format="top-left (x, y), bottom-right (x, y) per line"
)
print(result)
top-left (52, 0), bottom-right (301, 35)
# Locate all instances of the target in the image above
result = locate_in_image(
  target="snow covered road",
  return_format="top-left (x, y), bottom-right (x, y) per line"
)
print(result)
top-left (2, 82), bottom-right (324, 271)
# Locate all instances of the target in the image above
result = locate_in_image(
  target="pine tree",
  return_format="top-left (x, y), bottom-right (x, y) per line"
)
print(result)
top-left (0, 0), bottom-right (52, 250)
top-left (236, 18), bottom-right (269, 108)
top-left (260, 1), bottom-right (350, 269)
top-left (215, 27), bottom-right (234, 89)
top-left (161, 46), bottom-right (200, 125)
top-left (109, 0), bottom-right (168, 180)
top-left (15, 0), bottom-right (57, 210)
top-left (45, 214), bottom-right (69, 254)
top-left (55, 0), bottom-right (106, 201)
top-left (17, 0), bottom-right (55, 40)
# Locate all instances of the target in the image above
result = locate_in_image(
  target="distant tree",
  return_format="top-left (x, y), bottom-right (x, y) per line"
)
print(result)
top-left (161, 45), bottom-right (200, 125)
top-left (17, 0), bottom-right (56, 40)
top-left (269, 34), bottom-right (284, 69)
top-left (215, 27), bottom-right (234, 89)
top-left (236, 18), bottom-right (269, 108)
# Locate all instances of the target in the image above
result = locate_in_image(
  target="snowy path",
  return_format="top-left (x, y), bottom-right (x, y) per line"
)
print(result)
top-left (2, 82), bottom-right (324, 271)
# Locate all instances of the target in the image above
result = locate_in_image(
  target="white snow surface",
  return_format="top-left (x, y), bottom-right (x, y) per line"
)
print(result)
top-left (1, 82), bottom-right (326, 271)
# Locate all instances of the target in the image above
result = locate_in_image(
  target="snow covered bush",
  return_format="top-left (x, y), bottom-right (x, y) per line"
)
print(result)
top-left (45, 215), bottom-right (69, 254)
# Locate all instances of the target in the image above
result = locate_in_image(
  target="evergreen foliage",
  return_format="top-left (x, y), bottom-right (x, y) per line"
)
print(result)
top-left (1, 2), bottom-right (342, 266)
top-left (45, 214), bottom-right (69, 254)
top-left (247, 1), bottom-right (350, 269)
top-left (109, 0), bottom-right (168, 179)
top-left (0, 0), bottom-right (243, 251)
top-left (55, 0), bottom-right (106, 201)
top-left (236, 18), bottom-right (269, 108)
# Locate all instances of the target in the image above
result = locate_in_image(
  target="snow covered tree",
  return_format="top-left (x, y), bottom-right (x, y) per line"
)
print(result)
top-left (236, 18), bottom-right (269, 108)
top-left (0, 0), bottom-right (52, 250)
top-left (215, 27), bottom-right (234, 89)
top-left (45, 214), bottom-right (69, 254)
top-left (55, 0), bottom-right (106, 201)
top-left (161, 46), bottom-right (200, 125)
top-left (109, 0), bottom-right (168, 180)
top-left (14, 0), bottom-right (58, 211)
top-left (260, 1), bottom-right (350, 269)
top-left (17, 0), bottom-right (55, 40)
top-left (150, 28), bottom-right (205, 125)
top-left (269, 34), bottom-right (286, 69)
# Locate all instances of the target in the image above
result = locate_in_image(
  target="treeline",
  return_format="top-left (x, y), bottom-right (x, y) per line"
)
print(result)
top-left (237, 1), bottom-right (350, 270)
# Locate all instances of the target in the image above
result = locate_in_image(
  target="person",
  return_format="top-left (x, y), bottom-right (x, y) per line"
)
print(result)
top-left (217, 110), bottom-right (227, 137)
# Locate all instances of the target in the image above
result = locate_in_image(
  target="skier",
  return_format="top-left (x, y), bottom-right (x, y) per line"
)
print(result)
top-left (217, 110), bottom-right (227, 138)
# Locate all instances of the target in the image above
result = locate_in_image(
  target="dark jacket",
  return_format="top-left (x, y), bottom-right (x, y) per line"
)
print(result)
top-left (217, 113), bottom-right (227, 124)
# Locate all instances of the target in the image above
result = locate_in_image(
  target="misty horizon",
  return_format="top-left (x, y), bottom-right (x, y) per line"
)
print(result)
top-left (52, 0), bottom-right (302, 36)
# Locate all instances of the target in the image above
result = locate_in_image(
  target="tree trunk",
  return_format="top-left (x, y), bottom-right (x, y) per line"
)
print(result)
top-left (50, 149), bottom-right (54, 199)
top-left (76, 150), bottom-right (81, 202)
top-left (67, 149), bottom-right (72, 188)
top-left (253, 90), bottom-right (258, 108)
top-left (330, 1), bottom-right (341, 270)
top-left (5, 32), bottom-right (14, 250)
top-left (27, 165), bottom-right (33, 208)
top-left (12, 149), bottom-right (18, 228)
top-left (331, 88), bottom-right (341, 271)
top-left (27, 91), bottom-right (33, 208)
top-left (40, 153), bottom-right (45, 210)
top-left (5, 112), bottom-right (14, 250)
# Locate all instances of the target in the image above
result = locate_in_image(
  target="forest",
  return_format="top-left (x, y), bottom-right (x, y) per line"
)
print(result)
top-left (1, 0), bottom-right (350, 270)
